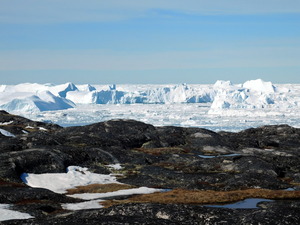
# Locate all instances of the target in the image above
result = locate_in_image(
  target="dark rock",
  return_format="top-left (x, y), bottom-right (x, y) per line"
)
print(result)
top-left (221, 124), bottom-right (300, 150)
top-left (0, 148), bottom-right (70, 183)
top-left (56, 119), bottom-right (160, 149)
top-left (1, 112), bottom-right (300, 224)
top-left (0, 186), bottom-right (76, 204)
top-left (0, 110), bottom-right (62, 136)
top-left (3, 202), bottom-right (300, 225)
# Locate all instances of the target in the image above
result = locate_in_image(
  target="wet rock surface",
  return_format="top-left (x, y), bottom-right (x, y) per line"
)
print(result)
top-left (1, 111), bottom-right (300, 224)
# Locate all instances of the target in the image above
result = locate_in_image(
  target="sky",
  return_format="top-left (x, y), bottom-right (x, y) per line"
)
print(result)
top-left (0, 0), bottom-right (300, 84)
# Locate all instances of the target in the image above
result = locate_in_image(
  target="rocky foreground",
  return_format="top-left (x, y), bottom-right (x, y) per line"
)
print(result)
top-left (1, 110), bottom-right (300, 224)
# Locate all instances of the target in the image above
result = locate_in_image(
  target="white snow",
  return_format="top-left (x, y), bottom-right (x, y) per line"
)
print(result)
top-left (22, 166), bottom-right (164, 211)
top-left (62, 200), bottom-right (103, 211)
top-left (0, 204), bottom-right (33, 222)
top-left (106, 163), bottom-right (122, 170)
top-left (0, 121), bottom-right (13, 125)
top-left (62, 187), bottom-right (163, 211)
top-left (21, 166), bottom-right (119, 194)
top-left (69, 187), bottom-right (164, 200)
top-left (0, 128), bottom-right (15, 137)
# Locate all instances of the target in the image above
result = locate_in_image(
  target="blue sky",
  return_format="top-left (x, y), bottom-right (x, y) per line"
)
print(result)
top-left (0, 0), bottom-right (300, 84)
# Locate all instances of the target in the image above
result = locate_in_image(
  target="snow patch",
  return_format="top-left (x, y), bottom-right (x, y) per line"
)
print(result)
top-left (69, 187), bottom-right (164, 200)
top-left (62, 200), bottom-right (103, 211)
top-left (21, 166), bottom-right (119, 194)
top-left (0, 204), bottom-right (33, 222)
top-left (0, 121), bottom-right (13, 125)
top-left (106, 163), bottom-right (122, 170)
top-left (0, 128), bottom-right (15, 137)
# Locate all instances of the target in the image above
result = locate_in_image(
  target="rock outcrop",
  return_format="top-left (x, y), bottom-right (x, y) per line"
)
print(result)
top-left (1, 110), bottom-right (300, 224)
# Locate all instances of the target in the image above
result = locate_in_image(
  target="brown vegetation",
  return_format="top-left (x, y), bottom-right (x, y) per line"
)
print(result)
top-left (66, 183), bottom-right (135, 195)
top-left (102, 188), bottom-right (300, 208)
top-left (133, 147), bottom-right (189, 156)
top-left (0, 179), bottom-right (26, 187)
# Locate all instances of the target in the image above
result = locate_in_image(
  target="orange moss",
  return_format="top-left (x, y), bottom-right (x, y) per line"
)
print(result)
top-left (66, 183), bottom-right (135, 195)
top-left (133, 147), bottom-right (189, 156)
top-left (102, 188), bottom-right (300, 208)
top-left (0, 179), bottom-right (26, 187)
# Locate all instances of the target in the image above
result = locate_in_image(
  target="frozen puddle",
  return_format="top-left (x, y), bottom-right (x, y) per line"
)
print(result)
top-left (285, 188), bottom-right (296, 191)
top-left (199, 154), bottom-right (241, 159)
top-left (206, 198), bottom-right (273, 209)
top-left (0, 204), bottom-right (33, 222)
top-left (0, 128), bottom-right (16, 137)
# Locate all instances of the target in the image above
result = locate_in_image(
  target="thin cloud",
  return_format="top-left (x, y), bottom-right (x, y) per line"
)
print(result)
top-left (0, 0), bottom-right (300, 24)
top-left (0, 47), bottom-right (299, 71)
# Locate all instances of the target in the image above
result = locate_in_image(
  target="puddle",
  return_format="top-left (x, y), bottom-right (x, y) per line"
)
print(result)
top-left (205, 198), bottom-right (273, 209)
top-left (285, 188), bottom-right (296, 191)
top-left (199, 154), bottom-right (241, 159)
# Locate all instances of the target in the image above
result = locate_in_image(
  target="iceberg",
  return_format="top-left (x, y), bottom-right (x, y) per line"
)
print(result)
top-left (0, 91), bottom-right (75, 113)
top-left (0, 79), bottom-right (300, 132)
top-left (243, 79), bottom-right (276, 94)
top-left (48, 82), bottom-right (78, 98)
top-left (209, 79), bottom-right (278, 111)
top-left (0, 83), bottom-right (77, 113)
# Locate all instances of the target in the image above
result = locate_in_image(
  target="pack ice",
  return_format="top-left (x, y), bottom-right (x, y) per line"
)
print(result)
top-left (0, 79), bottom-right (295, 112)
top-left (0, 79), bottom-right (299, 130)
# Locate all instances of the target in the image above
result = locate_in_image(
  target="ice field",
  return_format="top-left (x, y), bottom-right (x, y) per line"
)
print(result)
top-left (1, 79), bottom-right (300, 132)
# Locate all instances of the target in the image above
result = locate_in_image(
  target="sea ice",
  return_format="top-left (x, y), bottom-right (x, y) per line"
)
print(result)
top-left (1, 80), bottom-right (300, 132)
